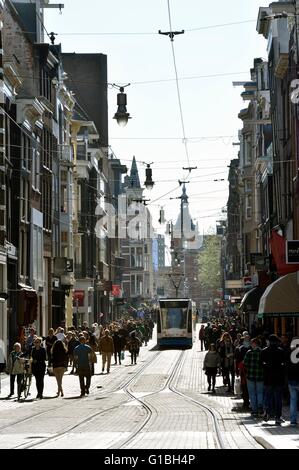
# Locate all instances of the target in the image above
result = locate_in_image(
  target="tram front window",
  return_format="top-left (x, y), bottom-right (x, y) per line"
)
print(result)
top-left (161, 308), bottom-right (187, 329)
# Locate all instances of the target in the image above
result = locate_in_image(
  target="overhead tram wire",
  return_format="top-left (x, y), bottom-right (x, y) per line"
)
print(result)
top-left (20, 18), bottom-right (256, 37)
top-left (7, 70), bottom-right (250, 87)
top-left (159, 0), bottom-right (191, 173)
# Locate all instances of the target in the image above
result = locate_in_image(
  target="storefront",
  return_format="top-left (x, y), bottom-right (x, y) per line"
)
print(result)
top-left (240, 286), bottom-right (265, 334)
top-left (258, 272), bottom-right (299, 336)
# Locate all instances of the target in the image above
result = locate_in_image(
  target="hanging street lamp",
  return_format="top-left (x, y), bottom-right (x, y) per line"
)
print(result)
top-left (143, 162), bottom-right (155, 190)
top-left (113, 83), bottom-right (132, 127)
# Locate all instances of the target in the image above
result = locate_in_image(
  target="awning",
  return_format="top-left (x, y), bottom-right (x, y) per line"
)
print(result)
top-left (240, 287), bottom-right (265, 313)
top-left (258, 272), bottom-right (299, 319)
top-left (73, 289), bottom-right (85, 307)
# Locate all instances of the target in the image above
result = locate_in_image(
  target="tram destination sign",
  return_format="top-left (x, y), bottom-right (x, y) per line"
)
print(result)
top-left (286, 240), bottom-right (299, 264)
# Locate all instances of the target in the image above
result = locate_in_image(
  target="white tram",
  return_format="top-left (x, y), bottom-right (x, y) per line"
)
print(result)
top-left (157, 298), bottom-right (196, 348)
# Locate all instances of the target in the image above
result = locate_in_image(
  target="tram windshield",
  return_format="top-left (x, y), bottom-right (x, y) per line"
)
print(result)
top-left (161, 307), bottom-right (188, 329)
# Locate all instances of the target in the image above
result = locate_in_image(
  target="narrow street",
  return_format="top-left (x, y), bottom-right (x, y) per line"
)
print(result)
top-left (1, 328), bottom-right (297, 450)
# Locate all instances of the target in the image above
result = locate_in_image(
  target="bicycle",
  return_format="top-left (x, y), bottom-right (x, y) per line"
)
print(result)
top-left (18, 358), bottom-right (32, 400)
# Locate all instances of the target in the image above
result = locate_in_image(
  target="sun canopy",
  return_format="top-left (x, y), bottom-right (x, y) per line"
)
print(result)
top-left (240, 287), bottom-right (265, 313)
top-left (258, 272), bottom-right (299, 319)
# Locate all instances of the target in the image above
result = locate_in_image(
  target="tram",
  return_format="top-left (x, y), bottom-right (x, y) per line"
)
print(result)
top-left (157, 298), bottom-right (197, 348)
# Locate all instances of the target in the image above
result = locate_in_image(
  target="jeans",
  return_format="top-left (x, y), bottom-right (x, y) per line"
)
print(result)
top-left (264, 384), bottom-right (283, 419)
top-left (247, 380), bottom-right (264, 413)
top-left (288, 381), bottom-right (299, 424)
top-left (222, 366), bottom-right (235, 391)
top-left (78, 367), bottom-right (91, 394)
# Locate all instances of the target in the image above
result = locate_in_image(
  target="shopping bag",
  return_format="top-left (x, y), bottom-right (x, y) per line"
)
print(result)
top-left (47, 366), bottom-right (54, 376)
top-left (121, 351), bottom-right (125, 361)
top-left (234, 377), bottom-right (241, 398)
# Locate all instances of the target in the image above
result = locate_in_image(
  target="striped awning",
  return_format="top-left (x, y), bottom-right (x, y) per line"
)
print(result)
top-left (258, 272), bottom-right (299, 319)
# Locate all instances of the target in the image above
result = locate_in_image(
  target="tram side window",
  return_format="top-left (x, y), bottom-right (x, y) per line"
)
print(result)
top-left (187, 309), bottom-right (192, 333)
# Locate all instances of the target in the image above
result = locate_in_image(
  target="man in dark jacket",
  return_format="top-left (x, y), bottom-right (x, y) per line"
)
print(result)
top-left (261, 334), bottom-right (286, 424)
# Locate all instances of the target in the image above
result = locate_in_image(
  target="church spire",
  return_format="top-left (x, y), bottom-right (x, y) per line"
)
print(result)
top-left (128, 156), bottom-right (141, 188)
top-left (181, 183), bottom-right (188, 204)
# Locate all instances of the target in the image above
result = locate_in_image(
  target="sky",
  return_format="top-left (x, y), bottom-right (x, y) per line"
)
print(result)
top-left (45, 0), bottom-right (267, 260)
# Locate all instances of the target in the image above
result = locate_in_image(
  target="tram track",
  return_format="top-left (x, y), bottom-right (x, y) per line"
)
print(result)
top-left (169, 351), bottom-right (226, 449)
top-left (116, 350), bottom-right (225, 450)
top-left (10, 350), bottom-right (161, 449)
top-left (7, 347), bottom-right (225, 449)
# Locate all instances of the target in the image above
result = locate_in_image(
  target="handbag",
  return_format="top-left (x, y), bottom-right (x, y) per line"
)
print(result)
top-left (47, 366), bottom-right (54, 376)
top-left (121, 351), bottom-right (125, 361)
top-left (90, 351), bottom-right (97, 363)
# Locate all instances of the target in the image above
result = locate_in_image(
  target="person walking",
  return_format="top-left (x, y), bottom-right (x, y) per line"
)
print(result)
top-left (99, 329), bottom-right (114, 373)
top-left (74, 336), bottom-right (92, 397)
top-left (261, 334), bottom-right (286, 424)
top-left (127, 332), bottom-right (141, 365)
top-left (199, 325), bottom-right (205, 351)
top-left (203, 344), bottom-right (221, 393)
top-left (235, 334), bottom-right (251, 409)
top-left (66, 332), bottom-right (80, 374)
top-left (45, 328), bottom-right (57, 367)
top-left (52, 340), bottom-right (68, 397)
top-left (287, 338), bottom-right (299, 427)
top-left (112, 330), bottom-right (126, 365)
top-left (243, 338), bottom-right (264, 417)
top-left (30, 337), bottom-right (46, 399)
top-left (219, 332), bottom-right (235, 393)
top-left (6, 343), bottom-right (24, 399)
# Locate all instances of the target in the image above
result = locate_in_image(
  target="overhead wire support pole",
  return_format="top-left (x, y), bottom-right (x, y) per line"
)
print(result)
top-left (158, 29), bottom-right (185, 41)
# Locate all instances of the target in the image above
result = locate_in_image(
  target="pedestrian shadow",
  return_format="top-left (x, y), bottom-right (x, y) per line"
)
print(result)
top-left (62, 395), bottom-right (86, 400)
top-left (42, 396), bottom-right (59, 400)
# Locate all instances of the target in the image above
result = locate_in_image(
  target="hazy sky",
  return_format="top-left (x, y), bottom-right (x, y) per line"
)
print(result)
top-left (45, 0), bottom-right (267, 260)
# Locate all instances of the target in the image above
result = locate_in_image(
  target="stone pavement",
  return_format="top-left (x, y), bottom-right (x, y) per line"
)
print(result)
top-left (0, 328), bottom-right (298, 449)
top-left (188, 339), bottom-right (299, 450)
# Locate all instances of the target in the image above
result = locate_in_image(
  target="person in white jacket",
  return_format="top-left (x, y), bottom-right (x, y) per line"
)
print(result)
top-left (6, 343), bottom-right (24, 398)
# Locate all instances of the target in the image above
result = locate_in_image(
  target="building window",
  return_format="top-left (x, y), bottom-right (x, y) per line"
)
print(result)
top-left (246, 194), bottom-right (252, 219)
top-left (130, 274), bottom-right (135, 295)
top-left (61, 231), bottom-right (68, 244)
top-left (32, 148), bottom-right (41, 192)
top-left (130, 247), bottom-right (135, 267)
top-left (244, 136), bottom-right (252, 166)
top-left (40, 67), bottom-right (52, 102)
top-left (61, 186), bottom-right (68, 213)
top-left (22, 133), bottom-right (31, 171)
top-left (245, 179), bottom-right (252, 193)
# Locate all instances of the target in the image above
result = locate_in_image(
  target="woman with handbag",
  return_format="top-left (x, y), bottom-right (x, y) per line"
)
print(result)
top-left (51, 340), bottom-right (68, 397)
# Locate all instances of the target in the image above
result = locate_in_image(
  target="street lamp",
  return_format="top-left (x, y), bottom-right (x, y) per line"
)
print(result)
top-left (113, 84), bottom-right (132, 127)
top-left (142, 162), bottom-right (155, 190)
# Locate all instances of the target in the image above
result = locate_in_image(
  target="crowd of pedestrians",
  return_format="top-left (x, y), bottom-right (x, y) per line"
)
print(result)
top-left (3, 317), bottom-right (155, 400)
top-left (201, 316), bottom-right (299, 427)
